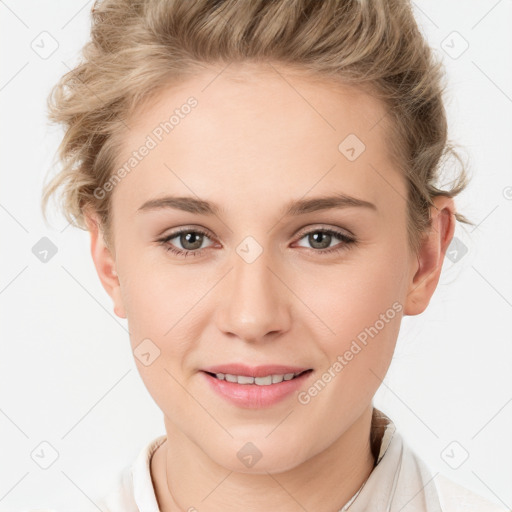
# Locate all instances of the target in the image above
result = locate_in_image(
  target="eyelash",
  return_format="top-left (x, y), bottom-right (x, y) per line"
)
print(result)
top-left (157, 226), bottom-right (357, 258)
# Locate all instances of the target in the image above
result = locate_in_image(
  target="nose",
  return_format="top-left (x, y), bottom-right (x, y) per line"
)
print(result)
top-left (215, 246), bottom-right (292, 344)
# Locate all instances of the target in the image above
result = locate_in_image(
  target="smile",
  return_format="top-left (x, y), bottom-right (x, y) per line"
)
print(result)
top-left (201, 368), bottom-right (314, 408)
top-left (206, 370), bottom-right (310, 385)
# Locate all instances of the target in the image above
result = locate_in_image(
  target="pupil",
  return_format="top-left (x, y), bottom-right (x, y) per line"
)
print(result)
top-left (182, 232), bottom-right (203, 250)
top-left (310, 232), bottom-right (331, 249)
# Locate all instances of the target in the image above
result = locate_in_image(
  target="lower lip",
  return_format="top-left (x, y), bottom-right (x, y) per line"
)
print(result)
top-left (202, 371), bottom-right (313, 409)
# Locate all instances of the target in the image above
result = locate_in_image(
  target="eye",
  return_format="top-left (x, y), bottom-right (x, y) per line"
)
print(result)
top-left (157, 226), bottom-right (357, 258)
top-left (294, 227), bottom-right (356, 255)
top-left (157, 227), bottom-right (214, 258)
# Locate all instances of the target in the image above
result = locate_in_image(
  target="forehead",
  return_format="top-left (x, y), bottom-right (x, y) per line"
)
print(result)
top-left (112, 62), bottom-right (406, 219)
top-left (126, 62), bottom-right (388, 143)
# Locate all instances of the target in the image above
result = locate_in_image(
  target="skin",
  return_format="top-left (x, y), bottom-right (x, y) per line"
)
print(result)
top-left (85, 62), bottom-right (455, 511)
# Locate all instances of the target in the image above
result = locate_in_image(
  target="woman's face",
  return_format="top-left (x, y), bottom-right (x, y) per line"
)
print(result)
top-left (104, 63), bottom-right (420, 472)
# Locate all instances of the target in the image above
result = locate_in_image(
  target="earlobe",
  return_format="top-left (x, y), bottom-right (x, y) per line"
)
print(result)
top-left (84, 210), bottom-right (127, 319)
top-left (404, 196), bottom-right (456, 316)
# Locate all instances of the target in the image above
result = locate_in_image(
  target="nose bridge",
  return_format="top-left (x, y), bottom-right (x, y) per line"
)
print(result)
top-left (216, 239), bottom-right (289, 341)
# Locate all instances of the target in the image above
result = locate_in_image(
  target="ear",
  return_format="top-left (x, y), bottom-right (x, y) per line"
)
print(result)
top-left (84, 209), bottom-right (127, 319)
top-left (404, 195), bottom-right (456, 316)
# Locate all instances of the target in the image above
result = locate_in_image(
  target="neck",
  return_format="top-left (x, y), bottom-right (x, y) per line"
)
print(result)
top-left (151, 404), bottom-right (376, 512)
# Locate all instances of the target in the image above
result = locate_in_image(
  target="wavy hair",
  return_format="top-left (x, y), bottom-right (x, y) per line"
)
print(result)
top-left (41, 0), bottom-right (472, 253)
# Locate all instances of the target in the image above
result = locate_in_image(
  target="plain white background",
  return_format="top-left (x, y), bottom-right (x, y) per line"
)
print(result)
top-left (0, 0), bottom-right (511, 510)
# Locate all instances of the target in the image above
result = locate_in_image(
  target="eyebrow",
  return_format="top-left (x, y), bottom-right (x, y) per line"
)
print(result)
top-left (137, 193), bottom-right (377, 217)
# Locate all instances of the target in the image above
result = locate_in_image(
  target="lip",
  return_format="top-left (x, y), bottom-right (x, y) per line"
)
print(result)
top-left (201, 363), bottom-right (311, 378)
top-left (200, 364), bottom-right (313, 409)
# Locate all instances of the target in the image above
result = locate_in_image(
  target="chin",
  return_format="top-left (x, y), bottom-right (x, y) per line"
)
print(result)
top-left (228, 454), bottom-right (304, 475)
top-left (207, 437), bottom-right (312, 475)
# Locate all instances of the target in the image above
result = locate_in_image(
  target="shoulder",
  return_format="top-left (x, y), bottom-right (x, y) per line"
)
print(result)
top-left (435, 473), bottom-right (510, 512)
top-left (97, 434), bottom-right (167, 512)
top-left (96, 463), bottom-right (138, 512)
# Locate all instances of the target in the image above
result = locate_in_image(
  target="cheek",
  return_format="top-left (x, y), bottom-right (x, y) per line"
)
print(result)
top-left (118, 263), bottom-right (192, 356)
top-left (293, 243), bottom-right (406, 396)
top-left (299, 249), bottom-right (406, 341)
top-left (118, 268), bottom-right (199, 416)
top-left (119, 263), bottom-right (214, 400)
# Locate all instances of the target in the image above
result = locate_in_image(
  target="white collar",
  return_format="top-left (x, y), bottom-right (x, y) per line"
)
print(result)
top-left (100, 408), bottom-right (445, 512)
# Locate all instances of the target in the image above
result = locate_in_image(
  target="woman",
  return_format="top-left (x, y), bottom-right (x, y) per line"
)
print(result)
top-left (41, 0), bottom-right (508, 510)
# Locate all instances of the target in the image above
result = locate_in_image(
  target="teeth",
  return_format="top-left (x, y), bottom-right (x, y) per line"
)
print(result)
top-left (214, 371), bottom-right (304, 385)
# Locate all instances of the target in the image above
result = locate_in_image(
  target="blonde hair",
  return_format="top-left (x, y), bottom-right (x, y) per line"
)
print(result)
top-left (41, 0), bottom-right (472, 254)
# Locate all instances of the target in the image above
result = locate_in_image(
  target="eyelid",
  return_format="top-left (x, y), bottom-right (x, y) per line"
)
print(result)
top-left (157, 223), bottom-right (357, 259)
top-left (294, 223), bottom-right (354, 239)
top-left (161, 226), bottom-right (216, 247)
top-left (159, 223), bottom-right (354, 245)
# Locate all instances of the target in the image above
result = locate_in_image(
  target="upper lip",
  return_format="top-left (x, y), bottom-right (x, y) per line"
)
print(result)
top-left (201, 364), bottom-right (312, 378)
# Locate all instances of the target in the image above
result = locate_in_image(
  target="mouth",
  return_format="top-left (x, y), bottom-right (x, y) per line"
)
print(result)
top-left (203, 369), bottom-right (312, 385)
top-left (200, 364), bottom-right (314, 408)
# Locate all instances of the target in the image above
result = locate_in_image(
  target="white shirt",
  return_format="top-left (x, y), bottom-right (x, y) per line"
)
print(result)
top-left (98, 408), bottom-right (509, 512)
